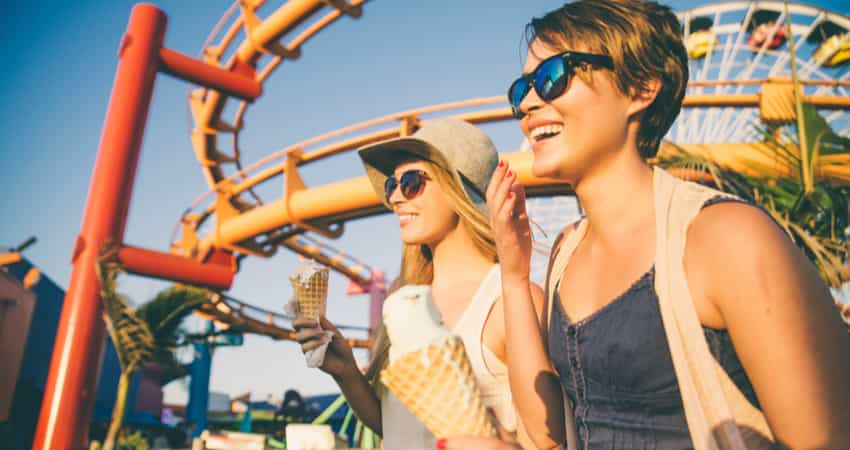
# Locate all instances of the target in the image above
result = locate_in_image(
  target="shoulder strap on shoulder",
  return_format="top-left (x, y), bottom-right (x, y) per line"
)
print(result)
top-left (652, 167), bottom-right (773, 450)
top-left (541, 222), bottom-right (582, 450)
top-left (541, 229), bottom-right (567, 337)
top-left (545, 220), bottom-right (587, 333)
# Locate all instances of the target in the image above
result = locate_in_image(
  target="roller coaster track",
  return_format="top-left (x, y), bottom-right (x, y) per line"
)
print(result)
top-left (174, 0), bottom-right (850, 341)
top-left (176, 0), bottom-right (376, 280)
top-left (195, 292), bottom-right (371, 349)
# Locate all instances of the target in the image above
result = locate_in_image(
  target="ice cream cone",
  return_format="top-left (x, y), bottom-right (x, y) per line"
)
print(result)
top-left (380, 336), bottom-right (496, 438)
top-left (290, 265), bottom-right (329, 320)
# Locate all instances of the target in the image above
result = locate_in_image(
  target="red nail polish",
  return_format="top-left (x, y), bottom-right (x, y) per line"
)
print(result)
top-left (498, 160), bottom-right (505, 168)
top-left (436, 438), bottom-right (447, 449)
top-left (507, 170), bottom-right (513, 177)
top-left (508, 192), bottom-right (514, 199)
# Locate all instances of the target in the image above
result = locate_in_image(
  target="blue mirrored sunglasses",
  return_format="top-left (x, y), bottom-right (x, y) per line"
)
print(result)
top-left (508, 51), bottom-right (614, 119)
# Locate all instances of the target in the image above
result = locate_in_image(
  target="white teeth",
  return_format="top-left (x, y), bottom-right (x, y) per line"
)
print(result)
top-left (530, 124), bottom-right (564, 141)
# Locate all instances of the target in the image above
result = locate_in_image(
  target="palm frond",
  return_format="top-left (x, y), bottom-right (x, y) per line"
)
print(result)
top-left (136, 285), bottom-right (209, 350)
top-left (95, 259), bottom-right (155, 371)
top-left (754, 125), bottom-right (801, 168)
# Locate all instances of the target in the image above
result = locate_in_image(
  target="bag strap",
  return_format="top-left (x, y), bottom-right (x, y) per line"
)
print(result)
top-left (542, 222), bottom-right (586, 450)
top-left (541, 230), bottom-right (566, 346)
top-left (652, 167), bottom-right (773, 450)
top-left (545, 220), bottom-right (588, 333)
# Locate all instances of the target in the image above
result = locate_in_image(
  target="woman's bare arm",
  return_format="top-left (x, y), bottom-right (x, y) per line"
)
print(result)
top-left (293, 316), bottom-right (383, 434)
top-left (687, 203), bottom-right (850, 449)
top-left (501, 281), bottom-right (565, 449)
top-left (486, 160), bottom-right (565, 449)
top-left (330, 361), bottom-right (382, 434)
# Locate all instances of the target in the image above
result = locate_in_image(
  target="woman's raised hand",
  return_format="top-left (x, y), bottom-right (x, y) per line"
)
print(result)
top-left (292, 316), bottom-right (357, 379)
top-left (486, 160), bottom-right (533, 284)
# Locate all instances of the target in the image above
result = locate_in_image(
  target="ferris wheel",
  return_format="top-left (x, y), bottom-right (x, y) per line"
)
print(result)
top-left (525, 1), bottom-right (850, 282)
top-left (675, 1), bottom-right (850, 142)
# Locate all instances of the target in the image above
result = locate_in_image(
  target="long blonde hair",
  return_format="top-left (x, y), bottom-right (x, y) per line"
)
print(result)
top-left (365, 159), bottom-right (497, 386)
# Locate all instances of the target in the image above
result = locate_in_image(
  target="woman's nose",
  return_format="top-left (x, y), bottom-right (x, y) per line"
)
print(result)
top-left (519, 85), bottom-right (544, 116)
top-left (388, 182), bottom-right (406, 205)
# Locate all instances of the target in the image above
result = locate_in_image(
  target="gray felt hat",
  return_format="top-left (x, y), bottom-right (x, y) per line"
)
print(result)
top-left (357, 118), bottom-right (499, 214)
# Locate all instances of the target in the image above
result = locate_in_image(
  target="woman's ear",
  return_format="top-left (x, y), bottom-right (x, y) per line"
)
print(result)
top-left (626, 78), bottom-right (662, 117)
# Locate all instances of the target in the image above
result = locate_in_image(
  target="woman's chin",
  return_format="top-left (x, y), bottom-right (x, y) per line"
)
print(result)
top-left (399, 231), bottom-right (425, 246)
top-left (399, 235), bottom-right (419, 246)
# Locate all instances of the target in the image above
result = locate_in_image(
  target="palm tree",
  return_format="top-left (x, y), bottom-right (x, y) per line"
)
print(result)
top-left (657, 102), bottom-right (850, 287)
top-left (96, 256), bottom-right (210, 450)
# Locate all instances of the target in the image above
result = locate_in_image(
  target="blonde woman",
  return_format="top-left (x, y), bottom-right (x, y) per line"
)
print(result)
top-left (293, 118), bottom-right (535, 450)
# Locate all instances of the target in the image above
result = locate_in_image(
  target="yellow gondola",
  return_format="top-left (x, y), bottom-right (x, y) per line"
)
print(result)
top-left (685, 16), bottom-right (716, 60)
top-left (686, 30), bottom-right (718, 59)
top-left (814, 33), bottom-right (850, 67)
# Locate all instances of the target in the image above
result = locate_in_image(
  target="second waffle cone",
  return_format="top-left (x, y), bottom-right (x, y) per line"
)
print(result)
top-left (380, 336), bottom-right (496, 438)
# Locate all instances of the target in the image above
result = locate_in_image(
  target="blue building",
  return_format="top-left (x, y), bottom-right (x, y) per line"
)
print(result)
top-left (0, 257), bottom-right (162, 450)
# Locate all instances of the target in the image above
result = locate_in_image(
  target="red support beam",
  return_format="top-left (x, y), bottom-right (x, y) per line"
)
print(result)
top-left (118, 245), bottom-right (235, 290)
top-left (158, 47), bottom-right (262, 101)
top-left (32, 5), bottom-right (167, 450)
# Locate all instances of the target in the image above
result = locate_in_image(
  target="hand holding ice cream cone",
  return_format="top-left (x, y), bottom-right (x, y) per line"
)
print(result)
top-left (288, 260), bottom-right (333, 368)
top-left (380, 285), bottom-right (496, 438)
top-left (293, 315), bottom-right (357, 378)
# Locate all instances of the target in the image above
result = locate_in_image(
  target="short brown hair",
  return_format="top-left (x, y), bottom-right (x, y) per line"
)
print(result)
top-left (526, 0), bottom-right (688, 158)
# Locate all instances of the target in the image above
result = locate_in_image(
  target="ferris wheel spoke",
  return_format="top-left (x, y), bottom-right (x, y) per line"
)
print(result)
top-left (695, 11), bottom-right (724, 83)
top-left (824, 110), bottom-right (844, 123)
top-left (730, 109), bottom-right (757, 141)
top-left (744, 13), bottom-right (788, 85)
top-left (717, 105), bottom-right (743, 140)
top-left (707, 107), bottom-right (732, 142)
top-left (685, 109), bottom-right (698, 143)
top-left (771, 12), bottom-right (824, 77)
top-left (718, 3), bottom-right (756, 82)
top-left (719, 35), bottom-right (740, 94)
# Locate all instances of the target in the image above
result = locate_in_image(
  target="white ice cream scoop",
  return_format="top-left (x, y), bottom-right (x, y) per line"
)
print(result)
top-left (382, 285), bottom-right (451, 362)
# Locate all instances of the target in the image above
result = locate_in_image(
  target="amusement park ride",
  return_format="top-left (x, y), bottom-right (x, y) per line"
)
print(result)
top-left (23, 1), bottom-right (850, 449)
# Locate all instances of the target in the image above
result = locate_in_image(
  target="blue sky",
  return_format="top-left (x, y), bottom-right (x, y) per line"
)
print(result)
top-left (3, 0), bottom-right (849, 404)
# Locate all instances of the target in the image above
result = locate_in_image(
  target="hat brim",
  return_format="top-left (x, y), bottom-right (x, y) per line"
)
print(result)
top-left (357, 137), bottom-right (486, 213)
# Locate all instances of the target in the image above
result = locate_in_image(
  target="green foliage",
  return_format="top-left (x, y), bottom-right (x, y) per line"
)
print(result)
top-left (96, 255), bottom-right (210, 450)
top-left (96, 260), bottom-right (154, 372)
top-left (136, 285), bottom-right (209, 370)
top-left (115, 430), bottom-right (150, 450)
top-left (96, 260), bottom-right (210, 372)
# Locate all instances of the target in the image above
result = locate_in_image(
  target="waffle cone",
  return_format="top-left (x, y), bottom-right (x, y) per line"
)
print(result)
top-left (290, 269), bottom-right (328, 319)
top-left (380, 336), bottom-right (496, 438)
